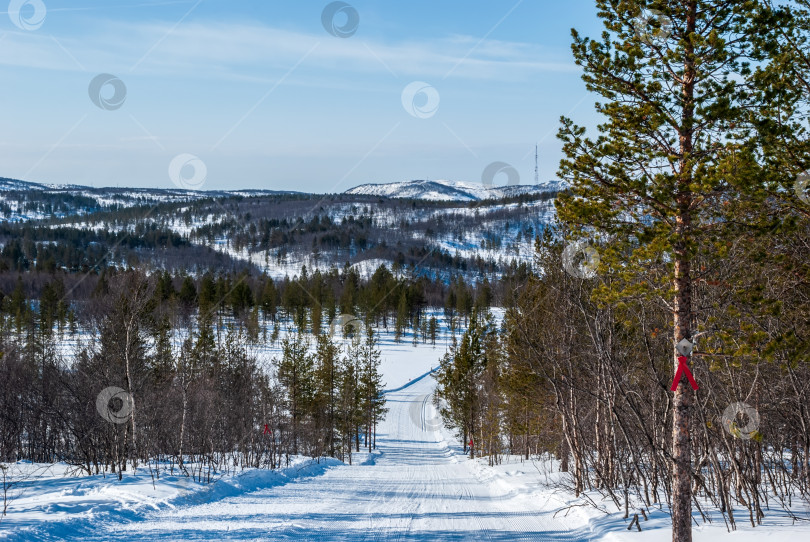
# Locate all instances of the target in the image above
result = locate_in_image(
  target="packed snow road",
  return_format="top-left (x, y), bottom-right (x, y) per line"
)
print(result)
top-left (59, 375), bottom-right (590, 541)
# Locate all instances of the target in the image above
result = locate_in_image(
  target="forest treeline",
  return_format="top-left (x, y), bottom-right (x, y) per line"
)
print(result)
top-left (436, 221), bottom-right (809, 529)
top-left (0, 261), bottom-right (500, 480)
top-left (0, 258), bottom-right (519, 332)
top-left (0, 189), bottom-right (554, 280)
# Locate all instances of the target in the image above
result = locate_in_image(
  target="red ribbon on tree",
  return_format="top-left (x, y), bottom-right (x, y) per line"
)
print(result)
top-left (670, 356), bottom-right (698, 391)
top-left (263, 424), bottom-right (270, 435)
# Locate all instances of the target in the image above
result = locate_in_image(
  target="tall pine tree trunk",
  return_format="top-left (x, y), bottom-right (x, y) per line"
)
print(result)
top-left (672, 251), bottom-right (693, 541)
top-left (672, 4), bottom-right (697, 540)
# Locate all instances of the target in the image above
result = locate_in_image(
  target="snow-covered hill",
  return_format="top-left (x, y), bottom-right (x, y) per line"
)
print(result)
top-left (0, 177), bottom-right (299, 222)
top-left (0, 175), bottom-right (559, 280)
top-left (344, 179), bottom-right (566, 201)
top-left (1, 176), bottom-right (564, 207)
top-left (0, 177), bottom-right (296, 199)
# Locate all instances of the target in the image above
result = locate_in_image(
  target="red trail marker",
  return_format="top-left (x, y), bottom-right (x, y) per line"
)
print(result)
top-left (671, 355), bottom-right (698, 391)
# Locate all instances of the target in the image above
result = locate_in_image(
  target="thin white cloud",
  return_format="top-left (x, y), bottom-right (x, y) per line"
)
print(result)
top-left (0, 20), bottom-right (576, 83)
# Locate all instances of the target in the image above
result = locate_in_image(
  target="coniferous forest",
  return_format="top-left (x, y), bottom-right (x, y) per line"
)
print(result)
top-left (0, 263), bottom-right (502, 477)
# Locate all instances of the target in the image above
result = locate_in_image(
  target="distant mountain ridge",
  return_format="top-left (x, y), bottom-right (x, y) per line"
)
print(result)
top-left (343, 179), bottom-right (566, 201)
top-left (0, 177), bottom-right (294, 198)
top-left (2, 176), bottom-right (566, 203)
top-left (0, 175), bottom-right (557, 281)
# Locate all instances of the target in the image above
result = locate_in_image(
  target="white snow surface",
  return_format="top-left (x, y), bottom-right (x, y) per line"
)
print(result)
top-left (1, 316), bottom-right (808, 540)
top-left (2, 374), bottom-right (807, 540)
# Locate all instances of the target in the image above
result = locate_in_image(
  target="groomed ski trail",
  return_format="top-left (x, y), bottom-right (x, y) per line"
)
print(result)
top-left (67, 375), bottom-right (592, 541)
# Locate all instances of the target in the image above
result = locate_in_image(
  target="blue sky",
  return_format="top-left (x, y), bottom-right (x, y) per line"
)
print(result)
top-left (0, 0), bottom-right (603, 192)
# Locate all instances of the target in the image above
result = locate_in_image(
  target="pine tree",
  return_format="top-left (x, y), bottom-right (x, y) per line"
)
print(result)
top-left (260, 277), bottom-right (278, 321)
top-left (178, 276), bottom-right (197, 307)
top-left (395, 291), bottom-right (408, 343)
top-left (435, 308), bottom-right (490, 458)
top-left (229, 275), bottom-right (253, 317)
top-left (198, 273), bottom-right (216, 315)
top-left (310, 303), bottom-right (322, 336)
top-left (276, 330), bottom-right (313, 455)
top-left (337, 352), bottom-right (358, 463)
top-left (358, 328), bottom-right (387, 451)
top-left (313, 333), bottom-right (341, 457)
top-left (428, 316), bottom-right (439, 346)
top-left (454, 278), bottom-right (471, 325)
top-left (151, 315), bottom-right (174, 382)
top-left (193, 308), bottom-right (217, 372)
top-left (156, 271), bottom-right (175, 301)
top-left (557, 2), bottom-right (772, 539)
top-left (9, 276), bottom-right (28, 334)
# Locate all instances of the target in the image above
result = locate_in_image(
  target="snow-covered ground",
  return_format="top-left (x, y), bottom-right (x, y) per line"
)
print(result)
top-left (1, 316), bottom-right (808, 541)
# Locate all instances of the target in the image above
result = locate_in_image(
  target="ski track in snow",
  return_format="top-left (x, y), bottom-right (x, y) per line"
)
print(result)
top-left (38, 376), bottom-right (589, 541)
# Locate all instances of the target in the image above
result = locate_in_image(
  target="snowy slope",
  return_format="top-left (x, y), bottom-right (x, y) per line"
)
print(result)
top-left (0, 378), bottom-right (593, 541)
top-left (1, 311), bottom-right (807, 541)
top-left (345, 179), bottom-right (566, 201)
top-left (3, 372), bottom-right (807, 541)
top-left (0, 178), bottom-right (52, 191)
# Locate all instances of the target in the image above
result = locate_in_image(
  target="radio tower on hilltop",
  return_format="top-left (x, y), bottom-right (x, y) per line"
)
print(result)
top-left (534, 144), bottom-right (539, 185)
